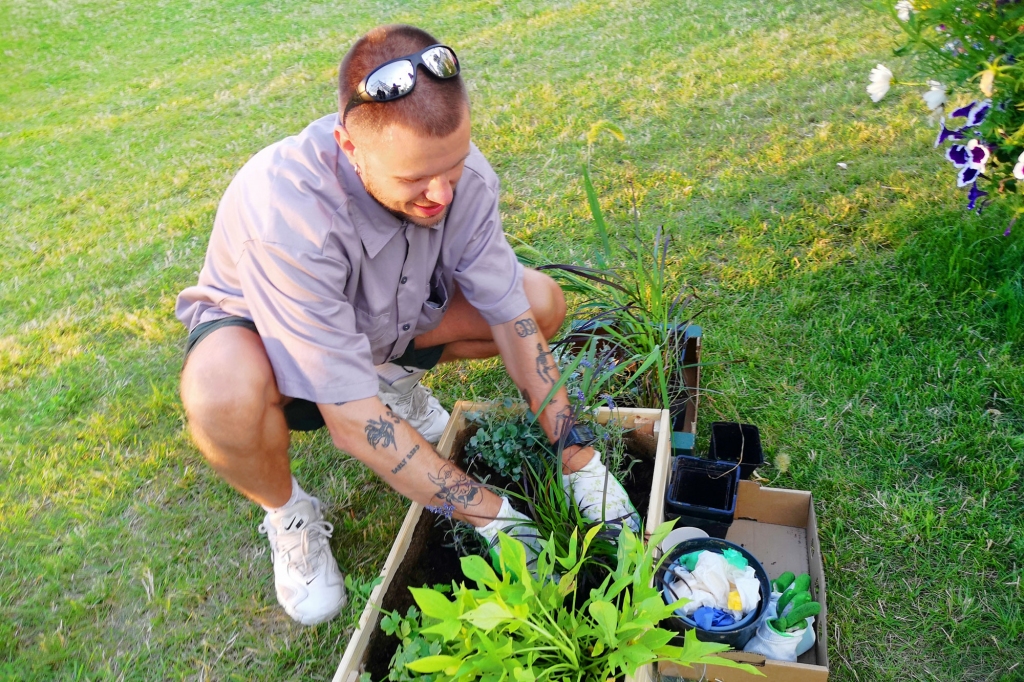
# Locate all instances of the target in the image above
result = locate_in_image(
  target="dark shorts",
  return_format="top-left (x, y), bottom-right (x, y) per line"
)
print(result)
top-left (184, 315), bottom-right (444, 432)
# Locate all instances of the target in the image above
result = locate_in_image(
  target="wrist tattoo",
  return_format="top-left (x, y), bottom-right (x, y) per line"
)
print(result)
top-left (535, 343), bottom-right (557, 384)
top-left (514, 318), bottom-right (538, 338)
top-left (554, 404), bottom-right (575, 441)
top-left (427, 462), bottom-right (481, 508)
top-left (365, 416), bottom-right (398, 450)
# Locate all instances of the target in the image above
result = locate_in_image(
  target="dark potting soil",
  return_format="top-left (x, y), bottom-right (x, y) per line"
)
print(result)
top-left (362, 425), bottom-right (656, 681)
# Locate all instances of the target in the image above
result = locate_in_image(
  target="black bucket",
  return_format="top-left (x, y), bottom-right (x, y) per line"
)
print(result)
top-left (708, 422), bottom-right (764, 480)
top-left (656, 538), bottom-right (771, 649)
top-left (664, 456), bottom-right (740, 538)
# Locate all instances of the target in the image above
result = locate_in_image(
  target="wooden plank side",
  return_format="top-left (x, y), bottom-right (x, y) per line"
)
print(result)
top-left (332, 404), bottom-right (469, 682)
top-left (661, 657), bottom-right (828, 682)
top-left (332, 501), bottom-right (422, 682)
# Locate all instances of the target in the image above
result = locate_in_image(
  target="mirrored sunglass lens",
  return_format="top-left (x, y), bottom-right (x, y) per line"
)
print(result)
top-left (422, 47), bottom-right (458, 78)
top-left (365, 60), bottom-right (415, 101)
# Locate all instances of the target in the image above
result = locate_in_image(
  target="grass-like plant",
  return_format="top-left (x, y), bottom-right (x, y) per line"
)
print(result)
top-left (517, 125), bottom-right (703, 419)
top-left (371, 522), bottom-right (760, 681)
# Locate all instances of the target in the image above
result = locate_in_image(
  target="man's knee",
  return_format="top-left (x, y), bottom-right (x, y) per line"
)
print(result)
top-left (180, 328), bottom-right (281, 435)
top-left (524, 269), bottom-right (567, 339)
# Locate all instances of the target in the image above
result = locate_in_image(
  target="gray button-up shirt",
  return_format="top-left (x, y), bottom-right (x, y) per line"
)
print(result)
top-left (175, 114), bottom-right (529, 405)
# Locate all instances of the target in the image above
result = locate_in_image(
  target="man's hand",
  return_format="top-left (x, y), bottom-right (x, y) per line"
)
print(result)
top-left (318, 397), bottom-right (502, 527)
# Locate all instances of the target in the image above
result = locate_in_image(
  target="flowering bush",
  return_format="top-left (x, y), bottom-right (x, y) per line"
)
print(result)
top-left (871, 0), bottom-right (1024, 233)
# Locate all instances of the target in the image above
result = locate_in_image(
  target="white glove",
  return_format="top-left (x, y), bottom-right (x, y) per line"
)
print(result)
top-left (475, 497), bottom-right (543, 561)
top-left (562, 450), bottom-right (640, 531)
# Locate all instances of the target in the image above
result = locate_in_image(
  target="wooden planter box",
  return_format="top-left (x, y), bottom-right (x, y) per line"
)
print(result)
top-left (333, 401), bottom-right (672, 682)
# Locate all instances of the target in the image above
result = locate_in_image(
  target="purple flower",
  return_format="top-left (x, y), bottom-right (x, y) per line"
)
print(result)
top-left (966, 139), bottom-right (990, 169)
top-left (965, 100), bottom-right (991, 127)
top-left (967, 182), bottom-right (987, 210)
top-left (426, 503), bottom-right (456, 519)
top-left (947, 144), bottom-right (969, 167)
top-left (957, 165), bottom-right (981, 187)
top-left (576, 389), bottom-right (585, 401)
top-left (1004, 225), bottom-right (1012, 236)
top-left (950, 100), bottom-right (992, 127)
top-left (600, 393), bottom-right (616, 410)
top-left (950, 102), bottom-right (975, 119)
top-left (579, 359), bottom-right (593, 369)
top-left (935, 122), bottom-right (965, 147)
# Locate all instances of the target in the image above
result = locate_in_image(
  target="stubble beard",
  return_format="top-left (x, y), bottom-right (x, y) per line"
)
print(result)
top-left (360, 173), bottom-right (449, 228)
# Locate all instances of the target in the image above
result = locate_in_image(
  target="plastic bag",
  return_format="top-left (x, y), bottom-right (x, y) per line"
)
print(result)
top-left (743, 591), bottom-right (816, 662)
top-left (691, 551), bottom-right (731, 605)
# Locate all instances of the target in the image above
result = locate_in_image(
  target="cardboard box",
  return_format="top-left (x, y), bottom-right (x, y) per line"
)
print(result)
top-left (658, 480), bottom-right (830, 682)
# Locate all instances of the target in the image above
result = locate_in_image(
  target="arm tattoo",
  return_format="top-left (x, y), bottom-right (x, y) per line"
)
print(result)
top-left (427, 463), bottom-right (482, 508)
top-left (365, 416), bottom-right (397, 450)
top-left (390, 444), bottom-right (420, 475)
top-left (514, 318), bottom-right (539, 337)
top-left (553, 404), bottom-right (575, 441)
top-left (535, 343), bottom-right (557, 384)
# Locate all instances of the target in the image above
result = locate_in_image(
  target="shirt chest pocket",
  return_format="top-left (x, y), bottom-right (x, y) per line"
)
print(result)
top-left (418, 273), bottom-right (450, 329)
top-left (354, 307), bottom-right (393, 346)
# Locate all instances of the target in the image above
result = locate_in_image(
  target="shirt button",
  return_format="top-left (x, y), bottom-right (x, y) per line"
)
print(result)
top-left (400, 276), bottom-right (408, 284)
top-left (402, 323), bottom-right (410, 331)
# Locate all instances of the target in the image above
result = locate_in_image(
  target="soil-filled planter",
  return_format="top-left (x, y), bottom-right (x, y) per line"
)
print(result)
top-left (333, 402), bottom-right (671, 682)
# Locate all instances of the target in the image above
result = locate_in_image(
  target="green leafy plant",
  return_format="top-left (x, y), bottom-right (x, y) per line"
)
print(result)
top-left (376, 522), bottom-right (761, 681)
top-left (464, 409), bottom-right (548, 481)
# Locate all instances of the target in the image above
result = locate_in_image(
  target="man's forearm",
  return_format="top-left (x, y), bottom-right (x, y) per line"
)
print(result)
top-left (492, 310), bottom-right (595, 472)
top-left (318, 397), bottom-right (502, 526)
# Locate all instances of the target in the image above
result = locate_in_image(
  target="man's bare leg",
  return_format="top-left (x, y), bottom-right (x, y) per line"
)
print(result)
top-left (413, 268), bottom-right (566, 362)
top-left (180, 325), bottom-right (292, 508)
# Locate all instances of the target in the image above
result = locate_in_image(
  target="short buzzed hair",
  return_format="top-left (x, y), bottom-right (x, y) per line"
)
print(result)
top-left (339, 25), bottom-right (469, 137)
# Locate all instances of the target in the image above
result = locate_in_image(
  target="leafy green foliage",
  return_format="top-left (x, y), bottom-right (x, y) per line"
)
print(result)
top-left (377, 522), bottom-right (760, 681)
top-left (465, 410), bottom-right (548, 481)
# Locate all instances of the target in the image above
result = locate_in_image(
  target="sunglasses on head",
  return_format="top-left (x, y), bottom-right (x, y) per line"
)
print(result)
top-left (343, 44), bottom-right (460, 122)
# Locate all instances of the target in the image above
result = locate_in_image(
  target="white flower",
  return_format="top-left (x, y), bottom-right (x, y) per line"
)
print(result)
top-left (896, 0), bottom-right (913, 21)
top-left (1013, 151), bottom-right (1024, 181)
top-left (922, 80), bottom-right (947, 112)
top-left (867, 64), bottom-right (893, 102)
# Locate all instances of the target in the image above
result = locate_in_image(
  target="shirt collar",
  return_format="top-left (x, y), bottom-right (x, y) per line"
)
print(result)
top-left (337, 155), bottom-right (406, 259)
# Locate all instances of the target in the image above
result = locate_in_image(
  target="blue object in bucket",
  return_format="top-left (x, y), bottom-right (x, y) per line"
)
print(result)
top-left (693, 607), bottom-right (735, 629)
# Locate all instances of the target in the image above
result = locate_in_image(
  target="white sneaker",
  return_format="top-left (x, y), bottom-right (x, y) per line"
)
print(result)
top-left (377, 365), bottom-right (450, 443)
top-left (258, 497), bottom-right (347, 625)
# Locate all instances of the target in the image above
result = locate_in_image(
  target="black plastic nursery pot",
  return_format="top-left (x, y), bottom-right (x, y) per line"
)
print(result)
top-left (664, 456), bottom-right (739, 539)
top-left (708, 422), bottom-right (764, 480)
top-left (656, 538), bottom-right (772, 650)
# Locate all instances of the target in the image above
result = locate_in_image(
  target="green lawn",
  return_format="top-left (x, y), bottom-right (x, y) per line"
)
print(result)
top-left (2, 0), bottom-right (1022, 680)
